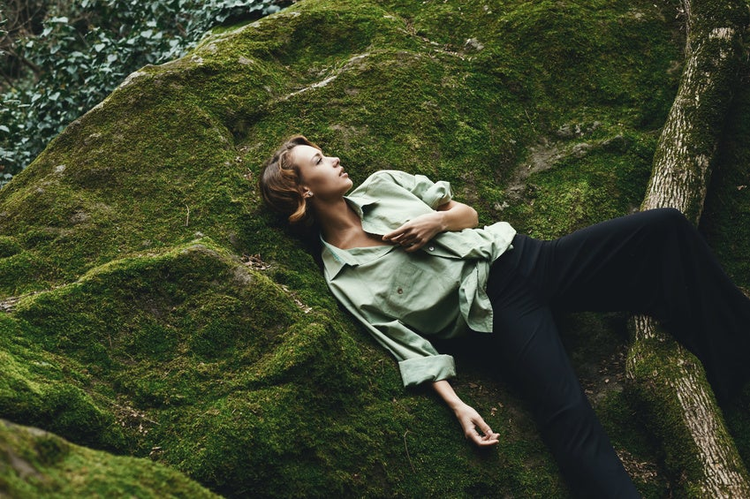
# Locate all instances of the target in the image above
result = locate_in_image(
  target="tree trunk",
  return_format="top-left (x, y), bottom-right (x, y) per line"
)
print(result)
top-left (625, 0), bottom-right (750, 496)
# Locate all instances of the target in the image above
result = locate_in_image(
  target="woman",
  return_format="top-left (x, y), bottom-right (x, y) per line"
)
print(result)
top-left (259, 135), bottom-right (750, 498)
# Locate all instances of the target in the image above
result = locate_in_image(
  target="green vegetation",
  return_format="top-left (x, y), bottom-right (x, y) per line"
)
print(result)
top-left (0, 0), bottom-right (748, 497)
top-left (0, 0), bottom-right (289, 180)
top-left (0, 418), bottom-right (218, 498)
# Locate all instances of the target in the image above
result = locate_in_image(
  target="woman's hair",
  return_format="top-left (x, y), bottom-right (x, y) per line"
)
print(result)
top-left (259, 135), bottom-right (320, 228)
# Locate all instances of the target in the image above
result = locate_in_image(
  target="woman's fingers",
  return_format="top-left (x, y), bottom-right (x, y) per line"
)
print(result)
top-left (383, 229), bottom-right (425, 251)
top-left (457, 409), bottom-right (500, 447)
top-left (468, 427), bottom-right (499, 446)
top-left (473, 420), bottom-right (499, 444)
top-left (382, 225), bottom-right (407, 241)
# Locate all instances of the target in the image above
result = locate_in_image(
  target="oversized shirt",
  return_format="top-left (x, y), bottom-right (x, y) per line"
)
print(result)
top-left (321, 170), bottom-right (516, 387)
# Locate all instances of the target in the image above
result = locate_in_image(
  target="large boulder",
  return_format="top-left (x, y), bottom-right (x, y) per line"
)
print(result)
top-left (0, 418), bottom-right (217, 497)
top-left (1, 0), bottom-right (749, 497)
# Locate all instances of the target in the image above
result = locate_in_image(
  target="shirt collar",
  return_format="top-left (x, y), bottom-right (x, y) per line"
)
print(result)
top-left (321, 237), bottom-right (358, 277)
top-left (344, 193), bottom-right (377, 217)
top-left (321, 236), bottom-right (398, 277)
top-left (320, 194), bottom-right (391, 279)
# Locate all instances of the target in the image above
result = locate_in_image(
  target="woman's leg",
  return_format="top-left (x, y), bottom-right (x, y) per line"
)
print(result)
top-left (522, 208), bottom-right (750, 402)
top-left (484, 208), bottom-right (750, 494)
top-left (486, 259), bottom-right (640, 498)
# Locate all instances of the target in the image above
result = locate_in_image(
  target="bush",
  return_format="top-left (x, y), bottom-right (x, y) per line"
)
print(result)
top-left (0, 0), bottom-right (291, 185)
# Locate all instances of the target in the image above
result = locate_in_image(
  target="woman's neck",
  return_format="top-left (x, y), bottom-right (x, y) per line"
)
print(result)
top-left (315, 197), bottom-right (387, 249)
top-left (316, 198), bottom-right (360, 242)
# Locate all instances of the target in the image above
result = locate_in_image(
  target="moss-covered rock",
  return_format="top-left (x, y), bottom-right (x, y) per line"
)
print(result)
top-left (1, 0), bottom-right (749, 497)
top-left (0, 418), bottom-right (218, 498)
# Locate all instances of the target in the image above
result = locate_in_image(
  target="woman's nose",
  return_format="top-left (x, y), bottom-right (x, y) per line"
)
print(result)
top-left (332, 157), bottom-right (340, 167)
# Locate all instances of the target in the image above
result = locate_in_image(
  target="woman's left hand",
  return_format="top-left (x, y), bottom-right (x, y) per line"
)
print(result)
top-left (453, 402), bottom-right (500, 447)
top-left (431, 380), bottom-right (499, 447)
top-left (382, 212), bottom-right (444, 252)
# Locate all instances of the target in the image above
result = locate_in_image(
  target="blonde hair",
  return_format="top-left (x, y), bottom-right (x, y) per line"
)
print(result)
top-left (259, 135), bottom-right (321, 227)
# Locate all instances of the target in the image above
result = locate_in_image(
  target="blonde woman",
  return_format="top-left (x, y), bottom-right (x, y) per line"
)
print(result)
top-left (260, 136), bottom-right (750, 498)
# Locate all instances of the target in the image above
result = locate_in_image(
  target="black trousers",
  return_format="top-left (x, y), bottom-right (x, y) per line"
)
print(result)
top-left (484, 208), bottom-right (750, 498)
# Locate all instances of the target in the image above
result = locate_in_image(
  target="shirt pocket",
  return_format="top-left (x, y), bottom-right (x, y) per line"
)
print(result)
top-left (373, 260), bottom-right (454, 319)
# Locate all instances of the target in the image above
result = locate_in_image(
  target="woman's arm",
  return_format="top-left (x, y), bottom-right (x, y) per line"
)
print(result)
top-left (432, 379), bottom-right (499, 447)
top-left (435, 200), bottom-right (479, 230)
top-left (382, 200), bottom-right (478, 252)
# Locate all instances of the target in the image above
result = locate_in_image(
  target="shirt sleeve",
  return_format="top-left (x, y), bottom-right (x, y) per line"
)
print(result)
top-left (372, 170), bottom-right (453, 209)
top-left (367, 315), bottom-right (457, 387)
top-left (331, 283), bottom-right (456, 387)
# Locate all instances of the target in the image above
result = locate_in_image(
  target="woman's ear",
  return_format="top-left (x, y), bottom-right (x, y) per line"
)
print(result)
top-left (300, 187), bottom-right (313, 198)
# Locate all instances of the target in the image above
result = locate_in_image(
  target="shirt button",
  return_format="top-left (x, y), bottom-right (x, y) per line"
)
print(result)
top-left (428, 246), bottom-right (435, 251)
top-left (397, 287), bottom-right (404, 294)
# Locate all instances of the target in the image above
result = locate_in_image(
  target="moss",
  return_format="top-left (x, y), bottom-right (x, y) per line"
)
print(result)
top-left (3, 240), bottom-right (420, 495)
top-left (0, 251), bottom-right (61, 297)
top-left (2, 0), bottom-right (743, 496)
top-left (0, 235), bottom-right (21, 258)
top-left (595, 392), bottom-right (671, 498)
top-left (0, 315), bottom-right (121, 449)
top-left (624, 327), bottom-right (735, 496)
top-left (0, 419), bottom-right (217, 498)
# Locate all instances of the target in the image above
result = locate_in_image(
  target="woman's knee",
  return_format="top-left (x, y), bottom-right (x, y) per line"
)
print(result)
top-left (640, 207), bottom-right (698, 243)
top-left (537, 385), bottom-right (594, 430)
top-left (644, 207), bottom-right (689, 228)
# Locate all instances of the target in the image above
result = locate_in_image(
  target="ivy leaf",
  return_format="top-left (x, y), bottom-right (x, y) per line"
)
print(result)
top-left (0, 0), bottom-right (285, 179)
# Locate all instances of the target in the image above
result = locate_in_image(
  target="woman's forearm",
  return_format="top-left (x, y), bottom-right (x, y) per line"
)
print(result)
top-left (432, 379), bottom-right (464, 409)
top-left (436, 200), bottom-right (478, 231)
top-left (382, 201), bottom-right (477, 251)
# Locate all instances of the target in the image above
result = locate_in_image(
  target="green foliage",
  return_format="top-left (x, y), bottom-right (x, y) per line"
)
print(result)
top-left (0, 0), bottom-right (289, 183)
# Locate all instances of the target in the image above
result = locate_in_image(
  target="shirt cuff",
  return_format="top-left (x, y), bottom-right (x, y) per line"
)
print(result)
top-left (422, 179), bottom-right (453, 209)
top-left (398, 354), bottom-right (456, 387)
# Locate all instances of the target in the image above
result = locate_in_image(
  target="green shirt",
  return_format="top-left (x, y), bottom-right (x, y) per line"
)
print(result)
top-left (321, 171), bottom-right (516, 387)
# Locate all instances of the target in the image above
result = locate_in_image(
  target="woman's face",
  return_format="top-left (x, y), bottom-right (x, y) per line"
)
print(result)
top-left (292, 144), bottom-right (352, 201)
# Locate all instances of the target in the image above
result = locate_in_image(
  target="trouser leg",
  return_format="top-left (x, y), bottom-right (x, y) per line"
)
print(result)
top-left (523, 207), bottom-right (750, 402)
top-left (486, 263), bottom-right (639, 498)
top-left (484, 207), bottom-right (750, 495)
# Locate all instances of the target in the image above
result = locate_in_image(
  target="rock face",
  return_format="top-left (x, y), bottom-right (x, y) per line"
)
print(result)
top-left (0, 0), bottom-right (748, 497)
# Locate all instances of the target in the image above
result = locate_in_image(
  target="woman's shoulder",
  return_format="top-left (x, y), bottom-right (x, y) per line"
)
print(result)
top-left (357, 170), bottom-right (417, 191)
top-left (363, 169), bottom-right (411, 182)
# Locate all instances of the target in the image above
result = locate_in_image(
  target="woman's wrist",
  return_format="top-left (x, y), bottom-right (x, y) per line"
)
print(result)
top-left (436, 211), bottom-right (449, 232)
top-left (432, 379), bottom-right (464, 410)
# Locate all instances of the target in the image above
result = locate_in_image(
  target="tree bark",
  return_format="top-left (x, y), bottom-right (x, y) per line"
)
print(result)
top-left (625, 0), bottom-right (750, 496)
